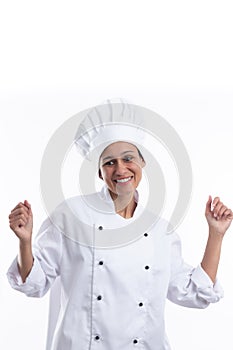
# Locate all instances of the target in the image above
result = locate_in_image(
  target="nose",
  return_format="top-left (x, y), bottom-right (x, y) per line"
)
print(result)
top-left (114, 159), bottom-right (127, 175)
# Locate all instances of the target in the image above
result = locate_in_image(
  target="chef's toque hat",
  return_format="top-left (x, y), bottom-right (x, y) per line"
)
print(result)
top-left (75, 99), bottom-right (146, 160)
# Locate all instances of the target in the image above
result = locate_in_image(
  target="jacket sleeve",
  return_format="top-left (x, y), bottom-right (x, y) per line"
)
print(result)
top-left (7, 218), bottom-right (63, 298)
top-left (167, 233), bottom-right (224, 308)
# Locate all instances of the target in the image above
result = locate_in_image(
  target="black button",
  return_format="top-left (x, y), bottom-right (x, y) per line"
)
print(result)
top-left (95, 335), bottom-right (100, 341)
top-left (97, 295), bottom-right (102, 300)
top-left (98, 226), bottom-right (103, 230)
top-left (144, 233), bottom-right (148, 237)
top-left (133, 339), bottom-right (138, 344)
top-left (139, 302), bottom-right (143, 307)
top-left (99, 261), bottom-right (104, 265)
top-left (145, 265), bottom-right (150, 270)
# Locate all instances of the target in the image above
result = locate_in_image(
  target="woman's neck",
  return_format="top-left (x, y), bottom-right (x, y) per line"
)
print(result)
top-left (109, 191), bottom-right (137, 219)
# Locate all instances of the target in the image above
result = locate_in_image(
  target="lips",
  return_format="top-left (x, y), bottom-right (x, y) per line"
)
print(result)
top-left (114, 176), bottom-right (133, 183)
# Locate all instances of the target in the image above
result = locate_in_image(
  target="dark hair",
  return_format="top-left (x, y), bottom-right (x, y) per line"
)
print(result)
top-left (137, 148), bottom-right (144, 162)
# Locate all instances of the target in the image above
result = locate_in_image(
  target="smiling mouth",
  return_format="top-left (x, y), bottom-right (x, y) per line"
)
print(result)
top-left (114, 176), bottom-right (133, 183)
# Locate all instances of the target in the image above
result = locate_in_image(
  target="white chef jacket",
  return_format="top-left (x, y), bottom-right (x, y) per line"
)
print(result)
top-left (7, 186), bottom-right (223, 350)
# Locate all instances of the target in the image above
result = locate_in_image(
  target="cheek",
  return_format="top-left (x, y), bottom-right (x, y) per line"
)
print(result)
top-left (135, 168), bottom-right (143, 182)
top-left (132, 164), bottom-right (142, 173)
top-left (100, 169), bottom-right (111, 181)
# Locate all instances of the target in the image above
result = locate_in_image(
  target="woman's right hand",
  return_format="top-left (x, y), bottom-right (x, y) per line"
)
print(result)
top-left (9, 200), bottom-right (33, 243)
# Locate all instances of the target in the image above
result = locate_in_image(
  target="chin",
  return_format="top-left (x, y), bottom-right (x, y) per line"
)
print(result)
top-left (115, 188), bottom-right (135, 196)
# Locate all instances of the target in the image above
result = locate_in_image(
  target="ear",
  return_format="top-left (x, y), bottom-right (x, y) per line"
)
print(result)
top-left (98, 169), bottom-right (103, 180)
top-left (141, 158), bottom-right (146, 168)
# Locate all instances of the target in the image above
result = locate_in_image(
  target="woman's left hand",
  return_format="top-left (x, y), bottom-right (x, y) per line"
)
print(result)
top-left (205, 196), bottom-right (233, 236)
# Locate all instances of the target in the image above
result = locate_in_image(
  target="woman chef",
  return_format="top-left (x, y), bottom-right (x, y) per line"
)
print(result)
top-left (7, 103), bottom-right (233, 350)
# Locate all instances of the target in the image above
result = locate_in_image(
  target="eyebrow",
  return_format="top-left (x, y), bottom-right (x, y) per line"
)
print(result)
top-left (102, 150), bottom-right (135, 162)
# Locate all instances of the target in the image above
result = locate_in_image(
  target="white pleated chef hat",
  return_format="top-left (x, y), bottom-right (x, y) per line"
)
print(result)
top-left (75, 99), bottom-right (146, 161)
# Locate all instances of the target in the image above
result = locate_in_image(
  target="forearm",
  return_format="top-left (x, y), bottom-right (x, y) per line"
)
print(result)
top-left (18, 240), bottom-right (34, 283)
top-left (201, 230), bottom-right (223, 283)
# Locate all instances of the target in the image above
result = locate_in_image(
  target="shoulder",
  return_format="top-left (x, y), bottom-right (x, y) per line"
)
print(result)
top-left (54, 191), bottom-right (102, 213)
top-left (148, 215), bottom-right (181, 244)
top-left (40, 192), bottom-right (101, 233)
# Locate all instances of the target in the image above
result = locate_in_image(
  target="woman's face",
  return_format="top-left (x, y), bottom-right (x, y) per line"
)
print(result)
top-left (99, 142), bottom-right (145, 199)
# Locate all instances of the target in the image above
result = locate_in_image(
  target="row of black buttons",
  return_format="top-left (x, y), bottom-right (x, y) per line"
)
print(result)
top-left (94, 336), bottom-right (140, 344)
top-left (98, 225), bottom-right (149, 238)
top-left (94, 230), bottom-right (148, 345)
top-left (96, 294), bottom-right (144, 307)
top-left (98, 261), bottom-right (149, 270)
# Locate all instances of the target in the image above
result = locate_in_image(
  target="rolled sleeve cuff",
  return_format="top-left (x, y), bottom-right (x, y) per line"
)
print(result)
top-left (7, 256), bottom-right (46, 296)
top-left (191, 264), bottom-right (224, 303)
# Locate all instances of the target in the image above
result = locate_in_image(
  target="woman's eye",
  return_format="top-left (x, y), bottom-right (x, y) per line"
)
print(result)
top-left (124, 156), bottom-right (133, 162)
top-left (104, 160), bottom-right (115, 166)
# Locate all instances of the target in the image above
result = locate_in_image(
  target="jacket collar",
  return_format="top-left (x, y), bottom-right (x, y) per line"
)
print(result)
top-left (99, 184), bottom-right (139, 204)
top-left (98, 184), bottom-right (142, 219)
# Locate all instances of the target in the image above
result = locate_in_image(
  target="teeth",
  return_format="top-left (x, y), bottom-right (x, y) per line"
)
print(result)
top-left (116, 177), bottom-right (131, 183)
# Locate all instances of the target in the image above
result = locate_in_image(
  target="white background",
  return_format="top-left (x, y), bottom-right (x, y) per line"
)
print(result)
top-left (1, 1), bottom-right (233, 349)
